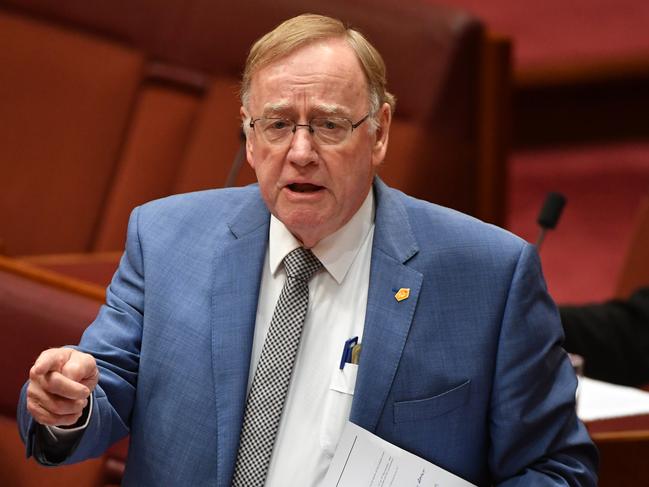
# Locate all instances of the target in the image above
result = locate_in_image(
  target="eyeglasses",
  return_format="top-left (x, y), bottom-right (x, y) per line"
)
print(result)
top-left (249, 114), bottom-right (370, 146)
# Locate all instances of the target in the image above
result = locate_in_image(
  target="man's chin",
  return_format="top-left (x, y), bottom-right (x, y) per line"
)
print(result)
top-left (280, 212), bottom-right (332, 246)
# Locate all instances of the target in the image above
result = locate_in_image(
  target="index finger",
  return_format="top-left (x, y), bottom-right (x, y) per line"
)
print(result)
top-left (31, 348), bottom-right (73, 376)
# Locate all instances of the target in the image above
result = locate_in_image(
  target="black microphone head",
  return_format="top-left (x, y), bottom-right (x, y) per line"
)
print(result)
top-left (537, 192), bottom-right (567, 229)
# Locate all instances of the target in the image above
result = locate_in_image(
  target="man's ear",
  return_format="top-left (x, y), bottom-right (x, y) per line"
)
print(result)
top-left (371, 103), bottom-right (392, 167)
top-left (240, 106), bottom-right (255, 168)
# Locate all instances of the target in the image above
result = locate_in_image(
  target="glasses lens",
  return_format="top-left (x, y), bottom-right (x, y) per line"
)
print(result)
top-left (258, 118), bottom-right (293, 143)
top-left (311, 118), bottom-right (350, 145)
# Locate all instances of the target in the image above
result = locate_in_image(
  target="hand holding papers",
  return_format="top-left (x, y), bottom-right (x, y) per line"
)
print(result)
top-left (323, 421), bottom-right (476, 487)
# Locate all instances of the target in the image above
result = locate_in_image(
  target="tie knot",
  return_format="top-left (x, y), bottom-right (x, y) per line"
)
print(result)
top-left (284, 247), bottom-right (322, 281)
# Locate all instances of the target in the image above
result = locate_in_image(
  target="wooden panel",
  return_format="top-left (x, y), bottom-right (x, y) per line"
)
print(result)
top-left (616, 195), bottom-right (649, 298)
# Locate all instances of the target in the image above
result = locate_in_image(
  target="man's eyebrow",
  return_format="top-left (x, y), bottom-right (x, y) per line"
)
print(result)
top-left (313, 103), bottom-right (349, 117)
top-left (262, 101), bottom-right (290, 115)
top-left (259, 102), bottom-right (351, 117)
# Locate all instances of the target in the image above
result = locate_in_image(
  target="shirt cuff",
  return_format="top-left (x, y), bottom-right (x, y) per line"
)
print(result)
top-left (45, 393), bottom-right (93, 441)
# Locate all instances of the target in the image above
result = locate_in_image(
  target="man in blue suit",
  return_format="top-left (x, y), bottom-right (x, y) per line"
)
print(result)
top-left (20, 13), bottom-right (597, 486)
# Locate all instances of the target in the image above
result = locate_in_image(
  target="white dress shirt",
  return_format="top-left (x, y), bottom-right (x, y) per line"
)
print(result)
top-left (250, 190), bottom-right (375, 487)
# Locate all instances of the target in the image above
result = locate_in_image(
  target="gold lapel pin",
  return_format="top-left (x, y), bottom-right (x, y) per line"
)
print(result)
top-left (394, 288), bottom-right (410, 302)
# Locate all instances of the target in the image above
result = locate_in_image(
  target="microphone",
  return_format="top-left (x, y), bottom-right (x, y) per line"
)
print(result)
top-left (535, 192), bottom-right (566, 250)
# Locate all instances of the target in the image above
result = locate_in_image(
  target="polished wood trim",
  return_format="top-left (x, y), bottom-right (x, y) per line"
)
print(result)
top-left (0, 254), bottom-right (105, 302)
top-left (515, 52), bottom-right (649, 88)
top-left (615, 195), bottom-right (649, 299)
top-left (587, 410), bottom-right (649, 443)
top-left (477, 32), bottom-right (512, 226)
top-left (20, 251), bottom-right (122, 266)
top-left (591, 428), bottom-right (649, 443)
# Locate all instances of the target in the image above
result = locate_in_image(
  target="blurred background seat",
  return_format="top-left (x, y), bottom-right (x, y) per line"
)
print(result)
top-left (0, 256), bottom-right (107, 486)
top-left (443, 0), bottom-right (649, 304)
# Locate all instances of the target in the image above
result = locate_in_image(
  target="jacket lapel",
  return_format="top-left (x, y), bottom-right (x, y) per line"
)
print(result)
top-left (351, 179), bottom-right (423, 431)
top-left (210, 189), bottom-right (269, 487)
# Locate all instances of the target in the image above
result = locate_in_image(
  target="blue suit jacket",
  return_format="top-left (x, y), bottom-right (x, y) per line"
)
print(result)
top-left (20, 179), bottom-right (597, 485)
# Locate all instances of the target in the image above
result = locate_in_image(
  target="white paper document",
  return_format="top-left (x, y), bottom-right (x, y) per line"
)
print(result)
top-left (322, 421), bottom-right (476, 487)
top-left (577, 377), bottom-right (649, 422)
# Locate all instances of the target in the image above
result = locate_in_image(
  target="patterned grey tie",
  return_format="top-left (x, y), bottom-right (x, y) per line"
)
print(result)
top-left (232, 247), bottom-right (322, 487)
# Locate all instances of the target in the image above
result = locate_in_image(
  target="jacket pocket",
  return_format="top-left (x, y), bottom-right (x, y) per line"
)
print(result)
top-left (393, 379), bottom-right (471, 423)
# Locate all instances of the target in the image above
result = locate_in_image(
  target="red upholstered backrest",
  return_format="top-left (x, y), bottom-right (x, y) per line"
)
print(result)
top-left (91, 77), bottom-right (255, 251)
top-left (171, 78), bottom-right (257, 194)
top-left (0, 12), bottom-right (143, 255)
top-left (0, 267), bottom-right (102, 416)
top-left (91, 85), bottom-right (203, 251)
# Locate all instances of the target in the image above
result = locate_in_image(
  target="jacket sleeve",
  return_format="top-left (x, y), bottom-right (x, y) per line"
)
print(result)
top-left (18, 206), bottom-right (146, 464)
top-left (489, 244), bottom-right (599, 486)
top-left (561, 286), bottom-right (649, 386)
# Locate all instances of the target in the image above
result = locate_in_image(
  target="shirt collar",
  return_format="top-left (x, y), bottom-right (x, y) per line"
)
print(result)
top-left (269, 189), bottom-right (375, 284)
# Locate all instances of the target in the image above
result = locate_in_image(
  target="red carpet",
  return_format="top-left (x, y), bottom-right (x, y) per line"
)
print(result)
top-left (507, 142), bottom-right (649, 304)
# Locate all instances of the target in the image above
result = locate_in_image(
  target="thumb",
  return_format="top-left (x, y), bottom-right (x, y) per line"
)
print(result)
top-left (61, 350), bottom-right (98, 385)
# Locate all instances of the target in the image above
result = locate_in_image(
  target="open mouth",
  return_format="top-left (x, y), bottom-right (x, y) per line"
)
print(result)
top-left (287, 183), bottom-right (323, 193)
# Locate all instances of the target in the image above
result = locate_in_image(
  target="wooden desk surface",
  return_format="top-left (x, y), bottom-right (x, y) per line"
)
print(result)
top-left (588, 413), bottom-right (649, 442)
top-left (586, 414), bottom-right (649, 486)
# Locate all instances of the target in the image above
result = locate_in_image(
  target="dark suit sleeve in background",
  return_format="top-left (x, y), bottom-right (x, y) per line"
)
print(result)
top-left (560, 287), bottom-right (649, 386)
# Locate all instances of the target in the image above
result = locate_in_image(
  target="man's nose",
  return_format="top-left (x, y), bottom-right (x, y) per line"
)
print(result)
top-left (287, 126), bottom-right (317, 166)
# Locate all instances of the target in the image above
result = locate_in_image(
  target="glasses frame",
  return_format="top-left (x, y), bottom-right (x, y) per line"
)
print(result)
top-left (249, 113), bottom-right (371, 145)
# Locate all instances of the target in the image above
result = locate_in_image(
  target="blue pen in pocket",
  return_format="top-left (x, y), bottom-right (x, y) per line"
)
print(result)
top-left (339, 336), bottom-right (358, 369)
